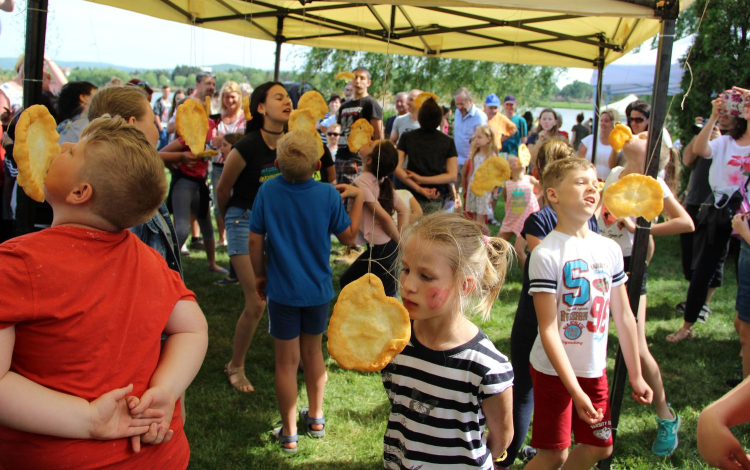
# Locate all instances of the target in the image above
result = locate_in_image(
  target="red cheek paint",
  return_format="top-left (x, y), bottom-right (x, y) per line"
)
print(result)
top-left (426, 288), bottom-right (450, 310)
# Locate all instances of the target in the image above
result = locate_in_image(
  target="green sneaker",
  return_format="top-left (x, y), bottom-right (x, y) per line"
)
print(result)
top-left (652, 407), bottom-right (680, 456)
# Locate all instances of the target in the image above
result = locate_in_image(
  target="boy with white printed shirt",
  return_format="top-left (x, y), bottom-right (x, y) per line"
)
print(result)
top-left (524, 158), bottom-right (653, 470)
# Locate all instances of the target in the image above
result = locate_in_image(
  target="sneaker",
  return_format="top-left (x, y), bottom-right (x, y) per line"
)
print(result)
top-left (180, 246), bottom-right (191, 257)
top-left (652, 407), bottom-right (680, 457)
top-left (189, 237), bottom-right (205, 250)
top-left (214, 277), bottom-right (239, 286)
top-left (674, 301), bottom-right (686, 313)
top-left (696, 305), bottom-right (712, 323)
top-left (519, 445), bottom-right (537, 462)
top-left (489, 217), bottom-right (501, 226)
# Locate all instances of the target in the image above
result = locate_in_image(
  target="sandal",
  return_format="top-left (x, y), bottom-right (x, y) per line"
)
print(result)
top-left (224, 363), bottom-right (254, 392)
top-left (666, 328), bottom-right (694, 343)
top-left (273, 422), bottom-right (298, 453)
top-left (300, 406), bottom-right (325, 438)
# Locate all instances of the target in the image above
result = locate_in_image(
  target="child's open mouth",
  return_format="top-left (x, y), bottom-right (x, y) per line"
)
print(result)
top-left (584, 196), bottom-right (597, 205)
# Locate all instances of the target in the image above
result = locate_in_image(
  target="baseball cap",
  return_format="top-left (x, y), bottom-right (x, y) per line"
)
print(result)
top-left (485, 93), bottom-right (500, 107)
top-left (504, 94), bottom-right (516, 104)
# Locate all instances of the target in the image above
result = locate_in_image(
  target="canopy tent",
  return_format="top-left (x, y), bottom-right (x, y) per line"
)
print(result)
top-left (83, 0), bottom-right (693, 70)
top-left (17, 4), bottom-right (687, 467)
top-left (606, 93), bottom-right (640, 116)
top-left (590, 34), bottom-right (694, 99)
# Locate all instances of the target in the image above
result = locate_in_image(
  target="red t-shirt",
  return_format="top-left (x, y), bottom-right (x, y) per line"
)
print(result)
top-left (176, 118), bottom-right (216, 179)
top-left (0, 226), bottom-right (196, 470)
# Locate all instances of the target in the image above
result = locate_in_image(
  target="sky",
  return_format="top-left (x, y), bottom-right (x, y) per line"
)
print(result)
top-left (1, 0), bottom-right (594, 87)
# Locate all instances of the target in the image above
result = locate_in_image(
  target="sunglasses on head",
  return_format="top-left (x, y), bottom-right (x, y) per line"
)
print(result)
top-left (327, 132), bottom-right (341, 137)
top-left (136, 81), bottom-right (151, 90)
top-left (628, 116), bottom-right (646, 124)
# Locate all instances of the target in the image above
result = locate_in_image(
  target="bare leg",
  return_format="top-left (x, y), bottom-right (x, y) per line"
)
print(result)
top-left (216, 215), bottom-right (226, 245)
top-left (228, 254), bottom-right (266, 391)
top-left (274, 337), bottom-right (300, 449)
top-left (706, 286), bottom-right (717, 305)
top-left (190, 215), bottom-right (200, 239)
top-left (739, 319), bottom-right (750, 378)
top-left (562, 444), bottom-right (612, 470)
top-left (636, 295), bottom-right (672, 419)
top-left (524, 449), bottom-right (567, 470)
top-left (498, 231), bottom-right (513, 242)
top-left (300, 333), bottom-right (326, 431)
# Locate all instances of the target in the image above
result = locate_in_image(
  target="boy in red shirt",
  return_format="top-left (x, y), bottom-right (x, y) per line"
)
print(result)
top-left (0, 115), bottom-right (208, 469)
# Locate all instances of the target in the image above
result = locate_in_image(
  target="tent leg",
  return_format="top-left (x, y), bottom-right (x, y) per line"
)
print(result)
top-left (599, 11), bottom-right (677, 470)
top-left (590, 46), bottom-right (605, 163)
top-left (274, 15), bottom-right (284, 82)
top-left (14, 0), bottom-right (48, 237)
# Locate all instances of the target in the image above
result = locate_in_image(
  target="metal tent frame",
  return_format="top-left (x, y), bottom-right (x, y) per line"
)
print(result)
top-left (17, 2), bottom-right (683, 467)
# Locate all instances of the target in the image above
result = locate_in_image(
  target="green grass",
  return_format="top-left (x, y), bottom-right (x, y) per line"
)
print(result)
top-left (537, 100), bottom-right (593, 110)
top-left (180, 204), bottom-right (746, 469)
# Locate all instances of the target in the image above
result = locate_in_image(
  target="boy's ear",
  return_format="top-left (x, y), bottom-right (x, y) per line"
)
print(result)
top-left (315, 160), bottom-right (322, 172)
top-left (66, 182), bottom-right (94, 206)
top-left (546, 187), bottom-right (559, 205)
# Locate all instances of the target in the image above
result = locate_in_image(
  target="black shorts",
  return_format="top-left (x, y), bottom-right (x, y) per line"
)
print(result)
top-left (623, 256), bottom-right (648, 296)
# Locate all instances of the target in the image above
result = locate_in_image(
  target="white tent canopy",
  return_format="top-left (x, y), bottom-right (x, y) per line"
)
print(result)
top-left (590, 34), bottom-right (694, 98)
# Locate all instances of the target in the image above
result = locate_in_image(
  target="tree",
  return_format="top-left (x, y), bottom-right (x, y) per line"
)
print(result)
top-left (171, 65), bottom-right (203, 81)
top-left (173, 75), bottom-right (187, 87)
top-left (296, 47), bottom-right (560, 108)
top-left (558, 80), bottom-right (593, 101)
top-left (674, 0), bottom-right (750, 146)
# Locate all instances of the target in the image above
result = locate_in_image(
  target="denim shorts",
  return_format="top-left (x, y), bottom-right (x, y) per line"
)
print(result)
top-left (736, 240), bottom-right (750, 322)
top-left (224, 206), bottom-right (250, 256)
top-left (267, 299), bottom-right (329, 340)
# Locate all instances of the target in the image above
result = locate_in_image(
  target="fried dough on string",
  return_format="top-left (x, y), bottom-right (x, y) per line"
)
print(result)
top-left (470, 157), bottom-right (511, 197)
top-left (13, 105), bottom-right (59, 202)
top-left (603, 173), bottom-right (664, 221)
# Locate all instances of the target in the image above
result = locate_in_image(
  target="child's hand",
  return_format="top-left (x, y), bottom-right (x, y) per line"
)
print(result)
top-left (617, 217), bottom-right (637, 234)
top-left (572, 392), bottom-right (604, 425)
top-left (710, 124), bottom-right (722, 141)
top-left (335, 184), bottom-right (362, 201)
top-left (88, 383), bottom-right (164, 441)
top-left (255, 276), bottom-right (267, 302)
top-left (698, 406), bottom-right (750, 469)
top-left (711, 97), bottom-right (726, 119)
top-left (127, 386), bottom-right (177, 452)
top-left (629, 376), bottom-right (653, 405)
top-left (180, 151), bottom-right (199, 167)
top-left (420, 187), bottom-right (440, 200)
top-left (732, 213), bottom-right (750, 234)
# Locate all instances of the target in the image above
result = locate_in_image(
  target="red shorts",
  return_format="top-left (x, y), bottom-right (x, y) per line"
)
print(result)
top-left (530, 366), bottom-right (613, 450)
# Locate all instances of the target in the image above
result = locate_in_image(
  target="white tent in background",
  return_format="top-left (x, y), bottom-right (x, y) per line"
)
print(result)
top-left (590, 35), bottom-right (694, 102)
top-left (605, 94), bottom-right (640, 118)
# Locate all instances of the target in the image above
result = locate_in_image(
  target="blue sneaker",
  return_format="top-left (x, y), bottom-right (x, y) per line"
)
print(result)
top-left (652, 407), bottom-right (680, 456)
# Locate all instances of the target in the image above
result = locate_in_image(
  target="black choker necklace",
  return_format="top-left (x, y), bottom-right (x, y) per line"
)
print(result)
top-left (262, 127), bottom-right (283, 135)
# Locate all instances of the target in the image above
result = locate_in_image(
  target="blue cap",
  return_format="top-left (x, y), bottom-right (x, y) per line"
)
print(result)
top-left (485, 93), bottom-right (500, 107)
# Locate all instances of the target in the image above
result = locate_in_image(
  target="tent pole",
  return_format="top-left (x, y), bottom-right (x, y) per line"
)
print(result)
top-left (14, 0), bottom-right (48, 237)
top-left (600, 5), bottom-right (677, 470)
top-left (590, 44), bottom-right (605, 164)
top-left (274, 15), bottom-right (285, 82)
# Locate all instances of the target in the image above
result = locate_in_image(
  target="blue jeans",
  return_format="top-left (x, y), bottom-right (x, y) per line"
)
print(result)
top-left (737, 240), bottom-right (750, 322)
top-left (157, 129), bottom-right (169, 150)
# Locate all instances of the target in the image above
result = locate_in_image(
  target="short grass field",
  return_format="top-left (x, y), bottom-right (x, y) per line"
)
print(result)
top-left (180, 204), bottom-right (748, 469)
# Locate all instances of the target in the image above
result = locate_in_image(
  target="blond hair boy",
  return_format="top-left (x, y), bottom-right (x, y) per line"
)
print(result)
top-left (0, 116), bottom-right (208, 468)
top-left (249, 129), bottom-right (363, 452)
top-left (524, 158), bottom-right (652, 470)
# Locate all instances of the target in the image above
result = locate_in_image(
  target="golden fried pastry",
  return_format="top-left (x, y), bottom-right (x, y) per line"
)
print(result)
top-left (242, 95), bottom-right (252, 121)
top-left (347, 118), bottom-right (374, 153)
top-left (328, 273), bottom-right (411, 372)
top-left (603, 173), bottom-right (664, 221)
top-left (336, 71), bottom-right (355, 81)
top-left (13, 105), bottom-right (60, 202)
top-left (488, 112), bottom-right (518, 147)
top-left (289, 109), bottom-right (324, 157)
top-left (609, 123), bottom-right (634, 152)
top-left (204, 96), bottom-right (212, 115)
top-left (470, 157), bottom-right (511, 197)
top-left (298, 91), bottom-right (328, 121)
top-left (197, 149), bottom-right (219, 159)
top-left (517, 143), bottom-right (531, 167)
top-left (176, 99), bottom-right (209, 156)
top-left (414, 92), bottom-right (438, 110)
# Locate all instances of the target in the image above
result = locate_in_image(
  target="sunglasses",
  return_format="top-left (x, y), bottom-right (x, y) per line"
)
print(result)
top-left (327, 132), bottom-right (341, 137)
top-left (628, 116), bottom-right (646, 124)
top-left (136, 81), bottom-right (151, 90)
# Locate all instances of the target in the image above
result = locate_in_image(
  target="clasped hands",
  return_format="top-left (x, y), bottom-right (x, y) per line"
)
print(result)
top-left (88, 383), bottom-right (177, 453)
top-left (403, 170), bottom-right (440, 200)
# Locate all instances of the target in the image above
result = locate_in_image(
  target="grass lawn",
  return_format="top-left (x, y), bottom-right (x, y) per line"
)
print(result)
top-left (180, 203), bottom-right (747, 469)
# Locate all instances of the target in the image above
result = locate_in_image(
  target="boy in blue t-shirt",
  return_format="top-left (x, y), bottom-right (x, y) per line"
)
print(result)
top-left (249, 129), bottom-right (364, 453)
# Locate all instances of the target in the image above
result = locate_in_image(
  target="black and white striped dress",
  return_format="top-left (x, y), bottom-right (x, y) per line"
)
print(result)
top-left (381, 329), bottom-right (514, 469)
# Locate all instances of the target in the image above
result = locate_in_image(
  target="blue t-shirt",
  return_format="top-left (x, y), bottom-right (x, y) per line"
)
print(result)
top-left (500, 114), bottom-right (528, 156)
top-left (250, 176), bottom-right (351, 306)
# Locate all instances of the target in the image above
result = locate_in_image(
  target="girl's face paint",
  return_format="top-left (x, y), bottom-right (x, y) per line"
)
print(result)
top-left (427, 287), bottom-right (451, 310)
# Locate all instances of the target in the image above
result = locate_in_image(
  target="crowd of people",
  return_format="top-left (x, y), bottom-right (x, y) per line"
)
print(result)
top-left (1, 54), bottom-right (750, 469)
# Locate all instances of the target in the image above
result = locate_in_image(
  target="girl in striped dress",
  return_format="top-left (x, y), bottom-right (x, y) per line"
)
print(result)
top-left (382, 212), bottom-right (515, 470)
top-left (499, 156), bottom-right (539, 269)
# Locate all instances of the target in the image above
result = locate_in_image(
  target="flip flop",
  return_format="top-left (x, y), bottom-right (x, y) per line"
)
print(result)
top-left (666, 328), bottom-right (693, 343)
